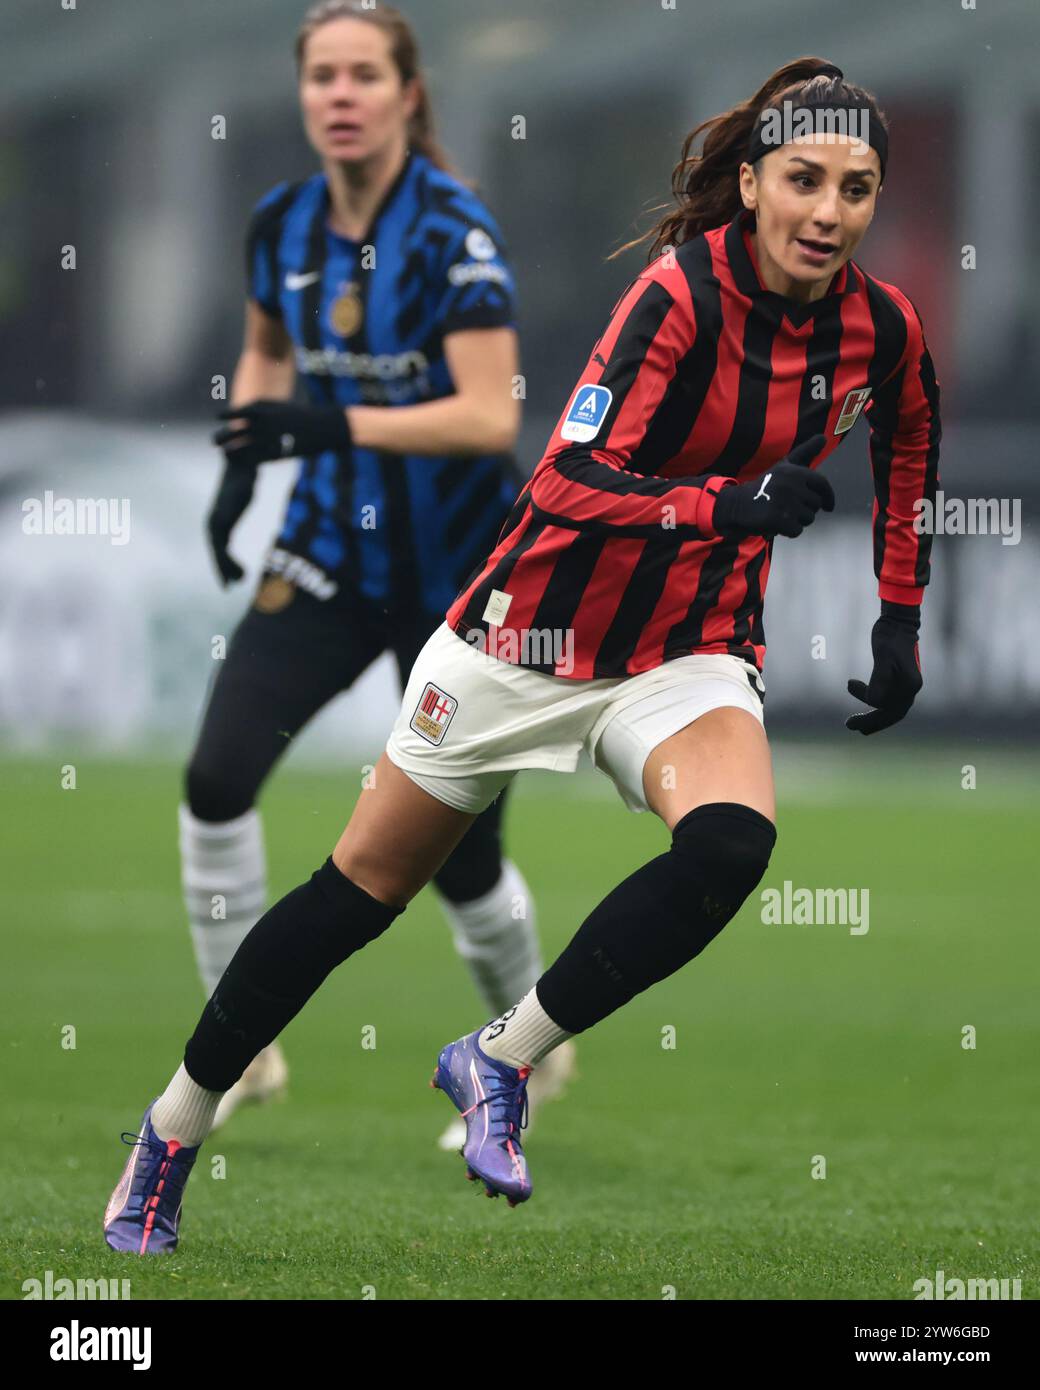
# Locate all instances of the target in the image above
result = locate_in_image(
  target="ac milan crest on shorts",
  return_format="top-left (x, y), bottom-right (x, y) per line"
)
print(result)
top-left (386, 623), bottom-right (767, 816)
top-left (409, 682), bottom-right (458, 745)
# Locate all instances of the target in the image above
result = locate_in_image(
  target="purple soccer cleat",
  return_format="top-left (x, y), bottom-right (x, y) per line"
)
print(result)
top-left (431, 1029), bottom-right (532, 1206)
top-left (103, 1100), bottom-right (200, 1254)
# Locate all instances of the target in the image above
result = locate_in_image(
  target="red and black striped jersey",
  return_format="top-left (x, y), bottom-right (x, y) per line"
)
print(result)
top-left (446, 207), bottom-right (941, 678)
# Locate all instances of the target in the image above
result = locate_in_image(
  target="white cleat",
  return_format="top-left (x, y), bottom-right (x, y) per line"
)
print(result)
top-left (436, 1038), bottom-right (577, 1151)
top-left (211, 1042), bottom-right (289, 1131)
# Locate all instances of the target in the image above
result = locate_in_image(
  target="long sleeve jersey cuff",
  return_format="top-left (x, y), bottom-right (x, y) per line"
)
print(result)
top-left (878, 578), bottom-right (925, 605)
top-left (696, 476), bottom-right (738, 538)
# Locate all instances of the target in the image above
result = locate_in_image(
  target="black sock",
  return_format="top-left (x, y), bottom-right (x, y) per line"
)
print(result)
top-left (184, 858), bottom-right (405, 1091)
top-left (536, 803), bottom-right (776, 1034)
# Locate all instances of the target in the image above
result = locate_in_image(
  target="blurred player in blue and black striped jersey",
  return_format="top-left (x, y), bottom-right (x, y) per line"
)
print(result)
top-left (180, 1), bottom-right (573, 1142)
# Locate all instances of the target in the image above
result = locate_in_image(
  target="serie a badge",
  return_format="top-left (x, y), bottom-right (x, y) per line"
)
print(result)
top-left (329, 282), bottom-right (363, 337)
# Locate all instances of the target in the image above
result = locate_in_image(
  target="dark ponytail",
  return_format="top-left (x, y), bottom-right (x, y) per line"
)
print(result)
top-left (612, 57), bottom-right (888, 262)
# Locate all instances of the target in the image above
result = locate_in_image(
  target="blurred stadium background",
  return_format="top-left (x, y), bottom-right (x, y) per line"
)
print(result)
top-left (1, 0), bottom-right (1038, 754)
top-left (2, 0), bottom-right (1038, 1303)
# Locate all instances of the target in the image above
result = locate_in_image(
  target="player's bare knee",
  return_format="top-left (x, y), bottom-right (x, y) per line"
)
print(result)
top-left (331, 839), bottom-right (412, 908)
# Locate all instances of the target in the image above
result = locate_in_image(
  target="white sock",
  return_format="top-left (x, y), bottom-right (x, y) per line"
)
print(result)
top-left (479, 987), bottom-right (572, 1069)
top-left (179, 804), bottom-right (267, 995)
top-left (151, 1063), bottom-right (222, 1146)
top-left (437, 859), bottom-right (542, 1016)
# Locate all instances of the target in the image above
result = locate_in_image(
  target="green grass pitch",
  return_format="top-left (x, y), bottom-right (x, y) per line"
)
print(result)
top-left (2, 747), bottom-right (1037, 1300)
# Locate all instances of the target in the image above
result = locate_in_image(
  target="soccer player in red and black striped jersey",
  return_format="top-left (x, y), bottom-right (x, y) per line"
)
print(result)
top-left (448, 97), bottom-right (937, 682)
top-left (105, 58), bottom-right (941, 1240)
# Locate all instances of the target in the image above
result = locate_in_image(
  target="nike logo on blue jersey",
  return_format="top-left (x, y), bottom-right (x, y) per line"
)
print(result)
top-left (285, 270), bottom-right (320, 290)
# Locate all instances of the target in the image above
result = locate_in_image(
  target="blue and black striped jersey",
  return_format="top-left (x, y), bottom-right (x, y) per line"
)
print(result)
top-left (246, 149), bottom-right (519, 614)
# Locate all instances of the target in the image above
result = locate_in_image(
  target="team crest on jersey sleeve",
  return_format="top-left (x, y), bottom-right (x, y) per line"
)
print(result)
top-left (562, 384), bottom-right (613, 443)
top-left (834, 386), bottom-right (872, 434)
top-left (464, 227), bottom-right (497, 261)
top-left (410, 682), bottom-right (458, 745)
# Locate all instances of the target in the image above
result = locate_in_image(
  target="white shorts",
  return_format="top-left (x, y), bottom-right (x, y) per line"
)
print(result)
top-left (385, 622), bottom-right (765, 815)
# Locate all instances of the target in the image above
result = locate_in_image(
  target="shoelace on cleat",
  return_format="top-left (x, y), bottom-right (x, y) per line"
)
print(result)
top-left (474, 1070), bottom-right (530, 1143)
top-left (119, 1132), bottom-right (193, 1218)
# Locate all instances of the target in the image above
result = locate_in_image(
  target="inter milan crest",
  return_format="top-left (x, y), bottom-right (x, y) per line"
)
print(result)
top-left (254, 575), bottom-right (295, 614)
top-left (329, 282), bottom-right (363, 338)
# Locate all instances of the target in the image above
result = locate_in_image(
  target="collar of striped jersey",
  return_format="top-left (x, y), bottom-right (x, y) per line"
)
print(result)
top-left (323, 146), bottom-right (418, 244)
top-left (725, 208), bottom-right (858, 327)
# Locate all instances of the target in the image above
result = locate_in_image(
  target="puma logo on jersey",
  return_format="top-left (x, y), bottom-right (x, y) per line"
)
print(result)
top-left (754, 474), bottom-right (772, 502)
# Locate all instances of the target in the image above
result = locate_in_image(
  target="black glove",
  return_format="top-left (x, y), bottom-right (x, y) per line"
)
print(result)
top-left (712, 435), bottom-right (834, 539)
top-left (213, 400), bottom-right (351, 468)
top-left (206, 458), bottom-right (258, 586)
top-left (846, 601), bottom-right (923, 735)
